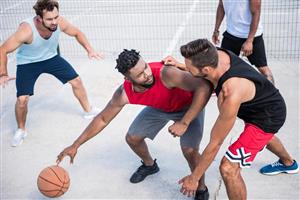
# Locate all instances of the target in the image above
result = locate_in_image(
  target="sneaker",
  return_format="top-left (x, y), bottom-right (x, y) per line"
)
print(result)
top-left (259, 159), bottom-right (299, 175)
top-left (130, 159), bottom-right (160, 183)
top-left (194, 187), bottom-right (209, 200)
top-left (83, 106), bottom-right (100, 119)
top-left (11, 129), bottom-right (28, 147)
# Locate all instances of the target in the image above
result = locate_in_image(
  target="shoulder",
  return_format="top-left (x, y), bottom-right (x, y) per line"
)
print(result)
top-left (57, 16), bottom-right (70, 31)
top-left (14, 22), bottom-right (33, 43)
top-left (221, 77), bottom-right (255, 102)
top-left (111, 85), bottom-right (129, 105)
top-left (161, 65), bottom-right (191, 81)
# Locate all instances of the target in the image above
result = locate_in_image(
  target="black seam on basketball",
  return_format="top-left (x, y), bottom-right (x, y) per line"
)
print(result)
top-left (38, 176), bottom-right (64, 188)
top-left (58, 174), bottom-right (65, 195)
top-left (49, 167), bottom-right (64, 183)
top-left (54, 188), bottom-right (62, 197)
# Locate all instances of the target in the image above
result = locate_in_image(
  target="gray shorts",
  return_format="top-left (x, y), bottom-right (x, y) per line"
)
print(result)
top-left (127, 107), bottom-right (205, 149)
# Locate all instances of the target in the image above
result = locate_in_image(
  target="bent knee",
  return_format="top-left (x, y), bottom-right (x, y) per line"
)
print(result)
top-left (69, 76), bottom-right (82, 87)
top-left (125, 134), bottom-right (144, 145)
top-left (219, 157), bottom-right (240, 177)
top-left (16, 96), bottom-right (29, 107)
top-left (181, 146), bottom-right (199, 159)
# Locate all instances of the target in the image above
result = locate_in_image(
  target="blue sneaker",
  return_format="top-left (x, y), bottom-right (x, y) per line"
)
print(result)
top-left (260, 160), bottom-right (299, 175)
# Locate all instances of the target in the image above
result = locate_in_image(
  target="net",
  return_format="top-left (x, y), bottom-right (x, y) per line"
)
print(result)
top-left (1, 0), bottom-right (299, 60)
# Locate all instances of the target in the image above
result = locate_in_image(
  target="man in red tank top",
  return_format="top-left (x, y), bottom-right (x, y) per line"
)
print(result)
top-left (57, 49), bottom-right (213, 200)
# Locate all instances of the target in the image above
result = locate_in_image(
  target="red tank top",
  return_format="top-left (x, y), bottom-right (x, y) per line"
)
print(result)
top-left (123, 62), bottom-right (193, 112)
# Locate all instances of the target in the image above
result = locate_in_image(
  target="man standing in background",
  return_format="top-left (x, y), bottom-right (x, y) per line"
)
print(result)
top-left (0, 0), bottom-right (102, 147)
top-left (212, 0), bottom-right (275, 84)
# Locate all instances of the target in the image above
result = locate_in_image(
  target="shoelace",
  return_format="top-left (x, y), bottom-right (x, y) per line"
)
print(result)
top-left (271, 161), bottom-right (283, 167)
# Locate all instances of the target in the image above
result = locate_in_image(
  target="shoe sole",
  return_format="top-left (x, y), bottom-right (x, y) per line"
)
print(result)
top-left (11, 138), bottom-right (24, 147)
top-left (11, 132), bottom-right (27, 147)
top-left (261, 168), bottom-right (299, 175)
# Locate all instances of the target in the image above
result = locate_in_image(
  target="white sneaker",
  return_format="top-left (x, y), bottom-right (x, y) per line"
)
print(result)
top-left (83, 106), bottom-right (101, 119)
top-left (11, 129), bottom-right (28, 147)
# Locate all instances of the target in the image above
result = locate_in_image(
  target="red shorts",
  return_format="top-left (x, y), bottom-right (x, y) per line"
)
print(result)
top-left (225, 123), bottom-right (274, 168)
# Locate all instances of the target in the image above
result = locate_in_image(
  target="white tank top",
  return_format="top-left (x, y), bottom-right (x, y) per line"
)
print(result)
top-left (16, 17), bottom-right (60, 65)
top-left (223, 0), bottom-right (263, 38)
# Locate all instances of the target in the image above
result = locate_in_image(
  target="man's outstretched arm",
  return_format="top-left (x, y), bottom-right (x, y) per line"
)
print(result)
top-left (56, 85), bottom-right (128, 164)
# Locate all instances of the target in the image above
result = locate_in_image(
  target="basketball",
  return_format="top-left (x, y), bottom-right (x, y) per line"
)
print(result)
top-left (37, 165), bottom-right (70, 198)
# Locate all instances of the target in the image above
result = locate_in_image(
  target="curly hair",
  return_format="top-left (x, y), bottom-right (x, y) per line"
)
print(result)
top-left (180, 38), bottom-right (218, 69)
top-left (115, 49), bottom-right (140, 75)
top-left (33, 0), bottom-right (59, 17)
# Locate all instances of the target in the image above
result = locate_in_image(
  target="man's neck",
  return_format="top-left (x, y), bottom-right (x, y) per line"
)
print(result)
top-left (207, 50), bottom-right (231, 88)
top-left (132, 84), bottom-right (149, 93)
top-left (34, 16), bottom-right (52, 37)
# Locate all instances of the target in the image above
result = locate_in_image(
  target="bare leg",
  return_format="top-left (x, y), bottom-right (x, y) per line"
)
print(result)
top-left (258, 66), bottom-right (275, 85)
top-left (68, 77), bottom-right (91, 112)
top-left (126, 134), bottom-right (154, 166)
top-left (181, 147), bottom-right (206, 191)
top-left (220, 157), bottom-right (246, 200)
top-left (266, 135), bottom-right (294, 166)
top-left (15, 95), bottom-right (29, 130)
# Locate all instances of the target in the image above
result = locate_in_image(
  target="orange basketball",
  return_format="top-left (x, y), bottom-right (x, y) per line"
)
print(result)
top-left (37, 165), bottom-right (70, 198)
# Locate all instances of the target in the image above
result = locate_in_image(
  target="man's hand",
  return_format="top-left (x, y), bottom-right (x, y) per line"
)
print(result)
top-left (241, 40), bottom-right (253, 56)
top-left (162, 56), bottom-right (187, 71)
top-left (0, 75), bottom-right (16, 87)
top-left (88, 49), bottom-right (104, 60)
top-left (168, 121), bottom-right (188, 137)
top-left (212, 30), bottom-right (220, 45)
top-left (178, 174), bottom-right (199, 197)
top-left (56, 144), bottom-right (79, 165)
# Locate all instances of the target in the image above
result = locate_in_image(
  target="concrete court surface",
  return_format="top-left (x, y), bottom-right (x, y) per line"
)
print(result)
top-left (0, 57), bottom-right (299, 199)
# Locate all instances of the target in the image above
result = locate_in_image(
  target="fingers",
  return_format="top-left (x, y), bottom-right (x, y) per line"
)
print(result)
top-left (242, 50), bottom-right (252, 57)
top-left (178, 178), bottom-right (184, 184)
top-left (56, 152), bottom-right (65, 164)
top-left (89, 52), bottom-right (105, 60)
top-left (0, 76), bottom-right (15, 87)
top-left (168, 126), bottom-right (177, 138)
top-left (70, 155), bottom-right (74, 164)
top-left (162, 56), bottom-right (176, 66)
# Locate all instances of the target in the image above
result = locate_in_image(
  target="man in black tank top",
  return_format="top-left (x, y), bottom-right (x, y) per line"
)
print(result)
top-left (164, 39), bottom-right (298, 200)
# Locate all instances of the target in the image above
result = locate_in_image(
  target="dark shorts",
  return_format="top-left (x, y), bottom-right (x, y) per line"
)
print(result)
top-left (127, 107), bottom-right (205, 149)
top-left (221, 31), bottom-right (268, 68)
top-left (225, 123), bottom-right (274, 168)
top-left (16, 55), bottom-right (78, 97)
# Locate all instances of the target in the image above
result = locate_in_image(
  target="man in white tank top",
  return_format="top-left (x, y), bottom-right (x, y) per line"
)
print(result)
top-left (0, 0), bottom-right (103, 147)
top-left (212, 0), bottom-right (275, 84)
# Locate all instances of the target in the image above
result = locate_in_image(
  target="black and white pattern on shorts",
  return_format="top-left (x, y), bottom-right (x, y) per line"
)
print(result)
top-left (225, 147), bottom-right (252, 168)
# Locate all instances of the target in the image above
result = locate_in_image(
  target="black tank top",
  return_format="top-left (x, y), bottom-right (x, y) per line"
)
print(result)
top-left (215, 48), bottom-right (286, 133)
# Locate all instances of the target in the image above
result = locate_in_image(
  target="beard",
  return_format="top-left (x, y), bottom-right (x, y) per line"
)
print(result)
top-left (42, 21), bottom-right (57, 32)
top-left (141, 76), bottom-right (155, 88)
top-left (132, 76), bottom-right (156, 89)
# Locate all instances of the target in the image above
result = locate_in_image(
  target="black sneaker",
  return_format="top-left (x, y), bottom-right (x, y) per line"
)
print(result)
top-left (194, 187), bottom-right (209, 200)
top-left (130, 159), bottom-right (160, 183)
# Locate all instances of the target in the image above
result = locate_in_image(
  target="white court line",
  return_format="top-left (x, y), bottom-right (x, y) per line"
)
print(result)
top-left (0, 86), bottom-right (3, 200)
top-left (164, 0), bottom-right (200, 57)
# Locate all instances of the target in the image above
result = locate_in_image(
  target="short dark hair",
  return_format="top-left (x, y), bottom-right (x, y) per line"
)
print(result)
top-left (180, 39), bottom-right (218, 69)
top-left (33, 0), bottom-right (59, 17)
top-left (115, 49), bottom-right (140, 75)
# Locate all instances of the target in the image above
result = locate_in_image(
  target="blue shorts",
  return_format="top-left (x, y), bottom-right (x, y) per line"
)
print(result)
top-left (127, 107), bottom-right (205, 149)
top-left (16, 55), bottom-right (78, 97)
